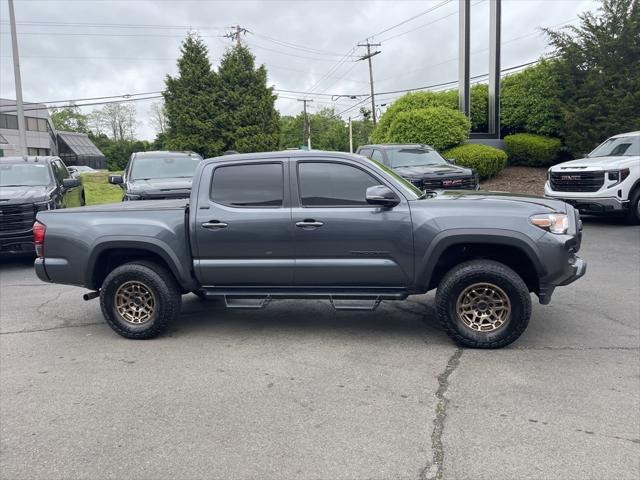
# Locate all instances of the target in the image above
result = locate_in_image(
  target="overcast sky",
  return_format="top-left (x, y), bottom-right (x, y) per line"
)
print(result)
top-left (0, 0), bottom-right (599, 140)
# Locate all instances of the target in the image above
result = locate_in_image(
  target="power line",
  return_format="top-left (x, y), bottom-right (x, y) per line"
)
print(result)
top-left (379, 0), bottom-right (484, 43)
top-left (0, 20), bottom-right (227, 30)
top-left (249, 31), bottom-right (358, 58)
top-left (363, 0), bottom-right (453, 42)
top-left (0, 95), bottom-right (164, 114)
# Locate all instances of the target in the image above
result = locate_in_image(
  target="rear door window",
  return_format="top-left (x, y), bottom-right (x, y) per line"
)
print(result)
top-left (211, 163), bottom-right (284, 207)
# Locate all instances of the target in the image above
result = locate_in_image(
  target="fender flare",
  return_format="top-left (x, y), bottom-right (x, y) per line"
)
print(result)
top-left (86, 236), bottom-right (198, 291)
top-left (416, 228), bottom-right (545, 289)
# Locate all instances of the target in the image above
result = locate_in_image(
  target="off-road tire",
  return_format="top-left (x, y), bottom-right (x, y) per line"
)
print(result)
top-left (435, 259), bottom-right (531, 349)
top-left (624, 187), bottom-right (640, 225)
top-left (100, 261), bottom-right (181, 339)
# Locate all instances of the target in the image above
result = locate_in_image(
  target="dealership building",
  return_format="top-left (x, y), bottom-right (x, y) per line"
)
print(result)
top-left (0, 98), bottom-right (106, 168)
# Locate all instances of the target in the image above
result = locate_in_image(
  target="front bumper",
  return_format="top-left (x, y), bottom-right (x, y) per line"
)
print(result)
top-left (537, 254), bottom-right (587, 305)
top-left (0, 233), bottom-right (35, 256)
top-left (544, 195), bottom-right (628, 213)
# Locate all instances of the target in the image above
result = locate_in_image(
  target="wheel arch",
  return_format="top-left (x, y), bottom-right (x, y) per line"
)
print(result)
top-left (417, 229), bottom-right (544, 293)
top-left (87, 237), bottom-right (197, 292)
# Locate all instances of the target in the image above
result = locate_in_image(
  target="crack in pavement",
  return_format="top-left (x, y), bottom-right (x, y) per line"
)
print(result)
top-left (0, 322), bottom-right (104, 335)
top-left (419, 347), bottom-right (463, 480)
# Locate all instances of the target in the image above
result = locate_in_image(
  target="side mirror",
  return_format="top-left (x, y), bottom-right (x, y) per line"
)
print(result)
top-left (108, 174), bottom-right (123, 185)
top-left (366, 185), bottom-right (400, 207)
top-left (62, 178), bottom-right (80, 188)
top-left (446, 158), bottom-right (456, 165)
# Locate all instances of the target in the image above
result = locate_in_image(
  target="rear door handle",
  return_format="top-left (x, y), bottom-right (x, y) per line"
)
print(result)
top-left (296, 220), bottom-right (324, 229)
top-left (202, 221), bottom-right (228, 229)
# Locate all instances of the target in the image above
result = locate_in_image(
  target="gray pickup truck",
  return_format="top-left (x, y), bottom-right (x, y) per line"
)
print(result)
top-left (34, 150), bottom-right (586, 348)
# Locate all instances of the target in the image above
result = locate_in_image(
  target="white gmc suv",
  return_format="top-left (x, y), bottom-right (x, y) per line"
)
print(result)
top-left (545, 131), bottom-right (640, 224)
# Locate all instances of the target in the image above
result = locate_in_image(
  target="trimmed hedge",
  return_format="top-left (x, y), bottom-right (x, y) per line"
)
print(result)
top-left (504, 133), bottom-right (562, 167)
top-left (386, 106), bottom-right (471, 151)
top-left (442, 143), bottom-right (507, 179)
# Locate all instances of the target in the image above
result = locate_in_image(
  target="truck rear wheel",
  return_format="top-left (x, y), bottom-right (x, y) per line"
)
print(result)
top-left (100, 261), bottom-right (181, 339)
top-left (435, 260), bottom-right (531, 348)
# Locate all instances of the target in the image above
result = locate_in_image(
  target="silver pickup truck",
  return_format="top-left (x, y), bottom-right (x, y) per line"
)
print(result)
top-left (34, 150), bottom-right (586, 348)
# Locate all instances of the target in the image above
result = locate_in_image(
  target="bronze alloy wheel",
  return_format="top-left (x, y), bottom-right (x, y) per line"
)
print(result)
top-left (456, 282), bottom-right (511, 332)
top-left (114, 280), bottom-right (156, 325)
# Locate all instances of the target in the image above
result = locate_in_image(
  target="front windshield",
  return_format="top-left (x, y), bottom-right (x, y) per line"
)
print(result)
top-left (0, 163), bottom-right (52, 187)
top-left (363, 156), bottom-right (423, 199)
top-left (589, 136), bottom-right (640, 158)
top-left (130, 155), bottom-right (201, 180)
top-left (387, 147), bottom-right (448, 168)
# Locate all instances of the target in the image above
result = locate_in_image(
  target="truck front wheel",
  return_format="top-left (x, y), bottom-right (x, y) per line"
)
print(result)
top-left (435, 260), bottom-right (531, 348)
top-left (100, 261), bottom-right (181, 339)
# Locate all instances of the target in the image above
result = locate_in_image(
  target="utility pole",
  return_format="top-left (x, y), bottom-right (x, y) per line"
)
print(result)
top-left (297, 98), bottom-right (313, 149)
top-left (8, 0), bottom-right (27, 156)
top-left (357, 41), bottom-right (381, 126)
top-left (348, 117), bottom-right (353, 153)
top-left (224, 24), bottom-right (248, 46)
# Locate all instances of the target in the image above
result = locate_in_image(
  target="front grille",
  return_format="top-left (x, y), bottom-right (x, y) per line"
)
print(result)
top-left (0, 203), bottom-right (36, 235)
top-left (423, 176), bottom-right (477, 190)
top-left (550, 171), bottom-right (604, 192)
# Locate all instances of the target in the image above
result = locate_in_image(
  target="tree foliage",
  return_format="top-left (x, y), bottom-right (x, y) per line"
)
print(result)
top-left (163, 34), bottom-right (222, 157)
top-left (216, 44), bottom-right (280, 153)
top-left (88, 133), bottom-right (151, 171)
top-left (386, 106), bottom-right (471, 151)
top-left (544, 0), bottom-right (640, 156)
top-left (500, 60), bottom-right (562, 138)
top-left (50, 105), bottom-right (89, 133)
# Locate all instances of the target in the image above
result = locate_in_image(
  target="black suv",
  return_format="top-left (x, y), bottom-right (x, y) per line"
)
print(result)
top-left (0, 156), bottom-right (83, 255)
top-left (357, 144), bottom-right (479, 190)
top-left (108, 151), bottom-right (203, 200)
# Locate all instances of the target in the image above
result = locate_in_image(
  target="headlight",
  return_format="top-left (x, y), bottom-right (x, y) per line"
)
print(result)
top-left (34, 200), bottom-right (53, 211)
top-left (607, 169), bottom-right (630, 185)
top-left (530, 213), bottom-right (569, 234)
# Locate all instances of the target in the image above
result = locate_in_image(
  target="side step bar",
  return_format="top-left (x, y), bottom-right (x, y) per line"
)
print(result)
top-left (203, 288), bottom-right (409, 311)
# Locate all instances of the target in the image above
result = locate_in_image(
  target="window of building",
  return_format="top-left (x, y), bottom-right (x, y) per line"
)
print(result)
top-left (37, 118), bottom-right (48, 132)
top-left (298, 162), bottom-right (380, 207)
top-left (211, 163), bottom-right (284, 207)
top-left (0, 114), bottom-right (18, 130)
top-left (27, 147), bottom-right (50, 156)
top-left (26, 117), bottom-right (39, 132)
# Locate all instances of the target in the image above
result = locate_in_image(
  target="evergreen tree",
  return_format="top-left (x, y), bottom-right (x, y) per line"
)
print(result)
top-left (216, 43), bottom-right (280, 153)
top-left (163, 34), bottom-right (222, 157)
top-left (545, 0), bottom-right (640, 156)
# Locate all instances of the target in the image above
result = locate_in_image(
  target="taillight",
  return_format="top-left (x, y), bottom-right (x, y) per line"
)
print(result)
top-left (33, 221), bottom-right (46, 258)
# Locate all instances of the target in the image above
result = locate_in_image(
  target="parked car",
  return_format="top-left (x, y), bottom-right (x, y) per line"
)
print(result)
top-left (545, 131), bottom-right (640, 224)
top-left (34, 150), bottom-right (586, 348)
top-left (0, 156), bottom-right (83, 255)
top-left (356, 143), bottom-right (479, 190)
top-left (108, 151), bottom-right (203, 200)
top-left (68, 165), bottom-right (98, 177)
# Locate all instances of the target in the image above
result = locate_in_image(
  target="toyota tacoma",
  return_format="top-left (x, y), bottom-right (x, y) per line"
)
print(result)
top-left (34, 150), bottom-right (586, 348)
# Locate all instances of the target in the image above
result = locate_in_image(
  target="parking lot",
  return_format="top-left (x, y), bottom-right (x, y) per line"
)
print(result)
top-left (0, 219), bottom-right (638, 480)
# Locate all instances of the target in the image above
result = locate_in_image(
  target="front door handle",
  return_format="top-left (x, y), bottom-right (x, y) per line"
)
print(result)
top-left (202, 221), bottom-right (228, 229)
top-left (296, 219), bottom-right (324, 229)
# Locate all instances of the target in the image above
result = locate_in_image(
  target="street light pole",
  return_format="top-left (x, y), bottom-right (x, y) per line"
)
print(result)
top-left (348, 117), bottom-right (353, 153)
top-left (8, 0), bottom-right (27, 156)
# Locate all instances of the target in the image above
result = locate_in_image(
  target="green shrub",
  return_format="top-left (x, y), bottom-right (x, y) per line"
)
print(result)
top-left (385, 106), bottom-right (470, 151)
top-left (504, 133), bottom-right (562, 167)
top-left (442, 143), bottom-right (507, 179)
top-left (372, 86), bottom-right (488, 142)
top-left (372, 91), bottom-right (457, 142)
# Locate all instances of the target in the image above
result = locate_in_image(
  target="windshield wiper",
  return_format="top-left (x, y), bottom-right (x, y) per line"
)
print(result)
top-left (1, 184), bottom-right (30, 187)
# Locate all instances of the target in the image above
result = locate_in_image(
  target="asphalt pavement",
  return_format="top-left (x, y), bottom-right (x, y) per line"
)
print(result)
top-left (1, 218), bottom-right (638, 480)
